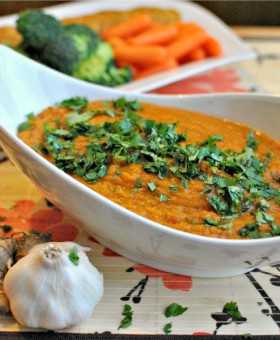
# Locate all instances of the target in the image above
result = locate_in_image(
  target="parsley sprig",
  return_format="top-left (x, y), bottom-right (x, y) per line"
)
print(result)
top-left (118, 304), bottom-right (133, 330)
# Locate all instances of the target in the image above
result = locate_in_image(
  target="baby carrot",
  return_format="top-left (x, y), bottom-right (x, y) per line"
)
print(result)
top-left (135, 58), bottom-right (178, 79)
top-left (114, 45), bottom-right (168, 68)
top-left (128, 24), bottom-right (179, 46)
top-left (186, 48), bottom-right (206, 62)
top-left (177, 22), bottom-right (206, 37)
top-left (166, 25), bottom-right (208, 61)
top-left (107, 37), bottom-right (126, 49)
top-left (203, 37), bottom-right (223, 57)
top-left (102, 14), bottom-right (152, 40)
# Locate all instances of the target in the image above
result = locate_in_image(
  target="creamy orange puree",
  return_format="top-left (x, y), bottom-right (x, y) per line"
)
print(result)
top-left (18, 100), bottom-right (280, 239)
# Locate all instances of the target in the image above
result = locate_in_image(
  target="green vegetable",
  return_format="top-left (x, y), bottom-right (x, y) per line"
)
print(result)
top-left (164, 303), bottom-right (188, 317)
top-left (159, 194), bottom-right (170, 202)
top-left (16, 10), bottom-right (64, 51)
top-left (204, 218), bottom-right (218, 226)
top-left (68, 246), bottom-right (79, 266)
top-left (132, 179), bottom-right (142, 194)
top-left (223, 301), bottom-right (244, 320)
top-left (95, 41), bottom-right (114, 64)
top-left (18, 112), bottom-right (35, 131)
top-left (65, 24), bottom-right (100, 60)
top-left (73, 53), bottom-right (107, 82)
top-left (163, 322), bottom-right (172, 334)
top-left (58, 96), bottom-right (89, 111)
top-left (1, 225), bottom-right (12, 233)
top-left (147, 182), bottom-right (157, 192)
top-left (41, 33), bottom-right (82, 74)
top-left (118, 304), bottom-right (133, 330)
top-left (73, 42), bottom-right (132, 87)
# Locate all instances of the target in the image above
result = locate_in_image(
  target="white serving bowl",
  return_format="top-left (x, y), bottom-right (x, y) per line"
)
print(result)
top-left (1, 45), bottom-right (280, 278)
top-left (0, 1), bottom-right (256, 92)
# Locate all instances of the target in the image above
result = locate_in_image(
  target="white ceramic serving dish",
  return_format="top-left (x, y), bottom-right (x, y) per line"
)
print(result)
top-left (1, 45), bottom-right (280, 278)
top-left (0, 1), bottom-right (256, 92)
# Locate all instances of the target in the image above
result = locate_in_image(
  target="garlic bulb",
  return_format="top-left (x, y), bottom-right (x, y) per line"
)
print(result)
top-left (3, 242), bottom-right (103, 330)
top-left (0, 238), bottom-right (17, 286)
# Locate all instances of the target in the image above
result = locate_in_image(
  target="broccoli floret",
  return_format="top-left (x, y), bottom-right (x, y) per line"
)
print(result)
top-left (41, 34), bottom-right (81, 74)
top-left (16, 10), bottom-right (64, 51)
top-left (32, 21), bottom-right (102, 75)
top-left (95, 41), bottom-right (114, 65)
top-left (15, 10), bottom-right (131, 86)
top-left (65, 24), bottom-right (100, 59)
top-left (73, 52), bottom-right (132, 87)
top-left (72, 54), bottom-right (107, 82)
top-left (100, 65), bottom-right (133, 87)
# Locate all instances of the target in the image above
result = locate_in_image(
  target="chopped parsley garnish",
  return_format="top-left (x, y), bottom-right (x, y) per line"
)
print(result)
top-left (18, 112), bottom-right (35, 131)
top-left (118, 304), bottom-right (133, 330)
top-left (57, 96), bottom-right (89, 110)
top-left (159, 194), bottom-right (170, 202)
top-left (68, 246), bottom-right (79, 265)
top-left (27, 96), bottom-right (280, 239)
top-left (1, 224), bottom-right (12, 233)
top-left (132, 179), bottom-right (142, 194)
top-left (169, 184), bottom-right (178, 193)
top-left (223, 301), bottom-right (244, 321)
top-left (147, 182), bottom-right (157, 191)
top-left (204, 218), bottom-right (218, 226)
top-left (165, 303), bottom-right (188, 317)
top-left (163, 322), bottom-right (173, 334)
top-left (246, 129), bottom-right (260, 150)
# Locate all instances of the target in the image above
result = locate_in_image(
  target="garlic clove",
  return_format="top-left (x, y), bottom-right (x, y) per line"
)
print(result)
top-left (3, 242), bottom-right (103, 330)
top-left (0, 238), bottom-right (17, 284)
top-left (0, 292), bottom-right (10, 314)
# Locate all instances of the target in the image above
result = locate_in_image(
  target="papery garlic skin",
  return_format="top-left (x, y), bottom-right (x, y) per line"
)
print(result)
top-left (3, 242), bottom-right (103, 330)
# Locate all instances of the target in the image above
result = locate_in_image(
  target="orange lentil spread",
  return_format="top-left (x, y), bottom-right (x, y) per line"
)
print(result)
top-left (18, 99), bottom-right (280, 240)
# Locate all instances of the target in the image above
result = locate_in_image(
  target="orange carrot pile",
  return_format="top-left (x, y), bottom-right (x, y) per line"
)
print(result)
top-left (101, 15), bottom-right (223, 80)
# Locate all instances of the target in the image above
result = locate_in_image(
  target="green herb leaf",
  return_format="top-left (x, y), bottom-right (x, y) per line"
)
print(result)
top-left (165, 303), bottom-right (188, 318)
top-left (147, 182), bottom-right (157, 192)
top-left (169, 184), bottom-right (178, 193)
top-left (18, 121), bottom-right (31, 131)
top-left (246, 130), bottom-right (260, 150)
top-left (163, 322), bottom-right (172, 334)
top-left (223, 301), bottom-right (244, 320)
top-left (160, 194), bottom-right (171, 202)
top-left (1, 225), bottom-right (12, 233)
top-left (118, 304), bottom-right (133, 330)
top-left (132, 179), bottom-right (142, 193)
top-left (204, 218), bottom-right (218, 226)
top-left (68, 246), bottom-right (79, 266)
top-left (58, 96), bottom-right (89, 110)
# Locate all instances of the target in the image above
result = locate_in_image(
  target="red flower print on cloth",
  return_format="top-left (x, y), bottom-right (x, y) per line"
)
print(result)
top-left (99, 242), bottom-right (193, 292)
top-left (151, 68), bottom-right (249, 95)
top-left (0, 199), bottom-right (79, 241)
top-left (133, 264), bottom-right (192, 291)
